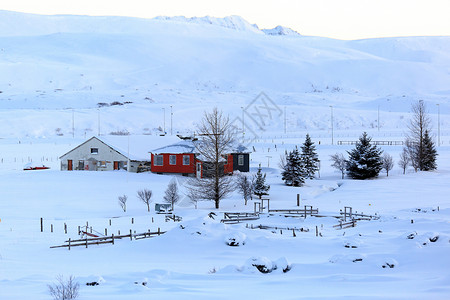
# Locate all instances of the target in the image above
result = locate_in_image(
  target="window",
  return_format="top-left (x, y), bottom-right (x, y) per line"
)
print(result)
top-left (183, 155), bottom-right (190, 165)
top-left (238, 155), bottom-right (244, 166)
top-left (100, 161), bottom-right (106, 167)
top-left (169, 155), bottom-right (176, 165)
top-left (154, 155), bottom-right (163, 166)
top-left (90, 148), bottom-right (99, 154)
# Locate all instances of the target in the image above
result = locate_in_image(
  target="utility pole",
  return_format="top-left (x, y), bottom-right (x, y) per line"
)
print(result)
top-left (241, 106), bottom-right (245, 140)
top-left (72, 109), bottom-right (75, 138)
top-left (170, 105), bottom-right (173, 135)
top-left (329, 105), bottom-right (334, 145)
top-left (437, 103), bottom-right (440, 146)
top-left (97, 109), bottom-right (100, 136)
top-left (162, 108), bottom-right (166, 134)
top-left (377, 105), bottom-right (380, 132)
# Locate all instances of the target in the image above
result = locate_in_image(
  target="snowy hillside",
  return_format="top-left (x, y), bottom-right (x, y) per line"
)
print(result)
top-left (0, 10), bottom-right (449, 138)
top-left (1, 10), bottom-right (450, 300)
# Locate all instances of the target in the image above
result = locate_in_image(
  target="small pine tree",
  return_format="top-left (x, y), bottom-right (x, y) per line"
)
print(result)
top-left (281, 147), bottom-right (306, 186)
top-left (421, 130), bottom-right (437, 171)
top-left (301, 134), bottom-right (320, 179)
top-left (253, 165), bottom-right (270, 199)
top-left (346, 132), bottom-right (383, 179)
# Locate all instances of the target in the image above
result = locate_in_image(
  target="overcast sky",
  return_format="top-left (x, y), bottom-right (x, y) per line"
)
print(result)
top-left (2, 0), bottom-right (450, 40)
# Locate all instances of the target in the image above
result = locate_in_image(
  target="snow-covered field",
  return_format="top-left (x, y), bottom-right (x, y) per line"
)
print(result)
top-left (0, 136), bottom-right (450, 299)
top-left (1, 10), bottom-right (450, 299)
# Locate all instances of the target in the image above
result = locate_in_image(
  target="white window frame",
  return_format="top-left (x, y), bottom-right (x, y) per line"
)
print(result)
top-left (154, 155), bottom-right (163, 166)
top-left (90, 148), bottom-right (99, 154)
top-left (238, 155), bottom-right (244, 166)
top-left (183, 155), bottom-right (190, 165)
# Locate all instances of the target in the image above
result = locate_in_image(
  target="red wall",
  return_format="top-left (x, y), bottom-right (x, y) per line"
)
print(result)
top-left (224, 154), bottom-right (234, 174)
top-left (151, 153), bottom-right (195, 174)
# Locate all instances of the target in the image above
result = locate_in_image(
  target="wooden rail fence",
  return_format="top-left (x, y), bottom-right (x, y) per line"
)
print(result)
top-left (221, 212), bottom-right (260, 223)
top-left (338, 140), bottom-right (403, 146)
top-left (269, 205), bottom-right (318, 217)
top-left (50, 228), bottom-right (165, 250)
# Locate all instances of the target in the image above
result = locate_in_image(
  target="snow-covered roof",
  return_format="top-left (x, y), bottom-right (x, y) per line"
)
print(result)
top-left (151, 140), bottom-right (197, 154)
top-left (98, 135), bottom-right (180, 161)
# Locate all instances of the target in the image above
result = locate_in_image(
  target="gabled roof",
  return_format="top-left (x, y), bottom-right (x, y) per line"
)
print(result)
top-left (60, 135), bottom-right (179, 161)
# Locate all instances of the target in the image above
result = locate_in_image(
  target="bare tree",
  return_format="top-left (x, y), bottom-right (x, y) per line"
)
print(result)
top-left (398, 148), bottom-right (410, 174)
top-left (188, 107), bottom-right (235, 209)
top-left (118, 195), bottom-right (127, 212)
top-left (406, 100), bottom-right (436, 171)
top-left (235, 172), bottom-right (253, 205)
top-left (48, 275), bottom-right (80, 300)
top-left (330, 153), bottom-right (347, 179)
top-left (137, 189), bottom-right (153, 212)
top-left (163, 179), bottom-right (180, 210)
top-left (381, 153), bottom-right (394, 177)
top-left (186, 176), bottom-right (234, 209)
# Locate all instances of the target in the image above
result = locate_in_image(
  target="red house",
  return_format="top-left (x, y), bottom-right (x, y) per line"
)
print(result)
top-left (151, 140), bottom-right (234, 178)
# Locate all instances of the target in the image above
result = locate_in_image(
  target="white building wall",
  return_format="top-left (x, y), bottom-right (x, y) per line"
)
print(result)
top-left (60, 138), bottom-right (130, 171)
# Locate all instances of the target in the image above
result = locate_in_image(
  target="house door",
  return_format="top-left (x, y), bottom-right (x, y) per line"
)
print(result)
top-left (114, 161), bottom-right (119, 170)
top-left (196, 162), bottom-right (202, 178)
top-left (67, 160), bottom-right (73, 171)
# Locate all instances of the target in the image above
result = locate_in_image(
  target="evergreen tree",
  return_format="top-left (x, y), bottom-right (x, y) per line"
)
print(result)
top-left (300, 134), bottom-right (320, 179)
top-left (421, 130), bottom-right (437, 171)
top-left (281, 147), bottom-right (306, 186)
top-left (346, 132), bottom-right (383, 179)
top-left (253, 165), bottom-right (270, 199)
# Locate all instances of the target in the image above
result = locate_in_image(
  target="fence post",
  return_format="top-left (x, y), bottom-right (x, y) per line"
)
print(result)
top-left (130, 229), bottom-right (133, 241)
top-left (85, 237), bottom-right (88, 248)
top-left (51, 224), bottom-right (53, 233)
top-left (315, 226), bottom-right (318, 237)
top-left (64, 223), bottom-right (67, 234)
top-left (297, 194), bottom-right (300, 207)
top-left (105, 228), bottom-right (107, 236)
top-left (131, 218), bottom-right (134, 224)
top-left (68, 238), bottom-right (71, 251)
top-left (40, 218), bottom-right (43, 232)
top-left (158, 227), bottom-right (161, 235)
top-left (78, 226), bottom-right (81, 235)
top-left (112, 234), bottom-right (115, 245)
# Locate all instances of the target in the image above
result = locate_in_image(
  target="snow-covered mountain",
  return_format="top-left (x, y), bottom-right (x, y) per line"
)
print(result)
top-left (0, 10), bottom-right (449, 138)
top-left (262, 25), bottom-right (301, 36)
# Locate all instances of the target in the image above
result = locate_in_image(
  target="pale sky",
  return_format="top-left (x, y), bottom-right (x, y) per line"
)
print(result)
top-left (2, 0), bottom-right (450, 40)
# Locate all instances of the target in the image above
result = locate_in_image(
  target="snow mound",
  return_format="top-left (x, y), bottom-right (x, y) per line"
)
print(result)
top-left (218, 257), bottom-right (291, 274)
top-left (224, 231), bottom-right (247, 246)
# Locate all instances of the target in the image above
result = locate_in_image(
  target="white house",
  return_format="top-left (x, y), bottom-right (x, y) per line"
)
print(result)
top-left (59, 135), bottom-right (178, 172)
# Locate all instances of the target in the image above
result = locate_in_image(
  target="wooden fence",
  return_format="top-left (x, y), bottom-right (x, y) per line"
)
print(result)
top-left (50, 228), bottom-right (165, 250)
top-left (337, 140), bottom-right (403, 146)
top-left (269, 205), bottom-right (318, 217)
top-left (221, 212), bottom-right (260, 223)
